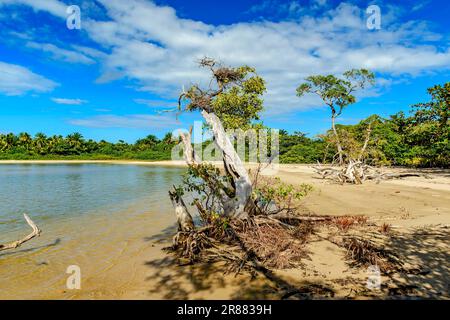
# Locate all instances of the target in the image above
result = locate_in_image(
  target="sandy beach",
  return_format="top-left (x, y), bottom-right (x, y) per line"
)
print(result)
top-left (0, 160), bottom-right (448, 299)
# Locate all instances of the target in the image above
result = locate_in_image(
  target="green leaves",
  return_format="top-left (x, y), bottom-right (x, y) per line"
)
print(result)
top-left (406, 82), bottom-right (450, 167)
top-left (180, 60), bottom-right (266, 130)
top-left (296, 69), bottom-right (375, 114)
top-left (255, 176), bottom-right (313, 206)
top-left (0, 131), bottom-right (177, 160)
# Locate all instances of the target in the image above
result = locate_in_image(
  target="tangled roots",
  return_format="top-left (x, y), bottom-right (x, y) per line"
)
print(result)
top-left (171, 230), bottom-right (213, 261)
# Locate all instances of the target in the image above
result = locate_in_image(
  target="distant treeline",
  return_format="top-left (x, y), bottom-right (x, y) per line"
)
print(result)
top-left (0, 132), bottom-right (176, 161)
top-left (1, 84), bottom-right (448, 167)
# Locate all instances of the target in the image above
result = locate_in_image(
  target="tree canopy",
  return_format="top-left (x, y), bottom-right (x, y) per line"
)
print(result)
top-left (179, 58), bottom-right (266, 130)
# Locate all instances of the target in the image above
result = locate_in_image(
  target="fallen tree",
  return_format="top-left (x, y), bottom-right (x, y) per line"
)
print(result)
top-left (312, 160), bottom-right (425, 185)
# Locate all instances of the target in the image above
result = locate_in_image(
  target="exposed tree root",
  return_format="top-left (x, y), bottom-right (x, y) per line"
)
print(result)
top-left (234, 221), bottom-right (309, 269)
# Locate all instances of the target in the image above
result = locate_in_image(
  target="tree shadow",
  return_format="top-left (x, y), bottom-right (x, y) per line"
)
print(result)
top-left (384, 226), bottom-right (449, 298)
top-left (144, 225), bottom-right (178, 244)
top-left (142, 225), bottom-right (337, 299)
top-left (144, 257), bottom-right (230, 299)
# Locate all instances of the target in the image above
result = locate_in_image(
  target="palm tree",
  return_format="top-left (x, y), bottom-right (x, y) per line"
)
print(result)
top-left (66, 132), bottom-right (85, 154)
top-left (18, 132), bottom-right (32, 151)
top-left (34, 133), bottom-right (48, 154)
top-left (4, 133), bottom-right (17, 151)
top-left (135, 134), bottom-right (159, 151)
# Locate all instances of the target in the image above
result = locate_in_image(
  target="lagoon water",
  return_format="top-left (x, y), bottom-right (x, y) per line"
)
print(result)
top-left (0, 164), bottom-right (184, 234)
top-left (0, 164), bottom-right (185, 299)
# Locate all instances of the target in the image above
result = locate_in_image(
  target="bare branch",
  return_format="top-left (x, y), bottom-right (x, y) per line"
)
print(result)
top-left (0, 214), bottom-right (41, 252)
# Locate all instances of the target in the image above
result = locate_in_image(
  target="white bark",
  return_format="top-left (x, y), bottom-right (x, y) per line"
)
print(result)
top-left (179, 126), bottom-right (200, 165)
top-left (169, 190), bottom-right (195, 232)
top-left (170, 109), bottom-right (253, 222)
top-left (202, 110), bottom-right (252, 219)
top-left (170, 128), bottom-right (196, 232)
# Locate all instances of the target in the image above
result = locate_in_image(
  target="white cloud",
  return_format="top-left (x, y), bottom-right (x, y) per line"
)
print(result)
top-left (69, 114), bottom-right (179, 129)
top-left (26, 42), bottom-right (96, 65)
top-left (71, 45), bottom-right (108, 60)
top-left (82, 0), bottom-right (450, 114)
top-left (0, 0), bottom-right (67, 18)
top-left (412, 1), bottom-right (430, 12)
top-left (3, 0), bottom-right (450, 115)
top-left (0, 61), bottom-right (58, 96)
top-left (312, 0), bottom-right (327, 7)
top-left (134, 98), bottom-right (177, 108)
top-left (247, 0), bottom-right (305, 18)
top-left (52, 98), bottom-right (87, 105)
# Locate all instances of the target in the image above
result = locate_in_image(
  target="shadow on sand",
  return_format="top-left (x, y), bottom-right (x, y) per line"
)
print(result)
top-left (142, 224), bottom-right (338, 300)
top-left (384, 226), bottom-right (449, 298)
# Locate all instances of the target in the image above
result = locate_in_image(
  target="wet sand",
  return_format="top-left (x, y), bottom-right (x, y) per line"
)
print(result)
top-left (0, 161), bottom-right (448, 299)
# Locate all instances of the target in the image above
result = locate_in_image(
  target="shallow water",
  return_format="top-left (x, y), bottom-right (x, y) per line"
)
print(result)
top-left (0, 164), bottom-right (184, 299)
top-left (0, 164), bottom-right (183, 233)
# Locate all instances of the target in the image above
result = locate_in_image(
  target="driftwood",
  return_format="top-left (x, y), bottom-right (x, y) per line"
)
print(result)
top-left (179, 126), bottom-right (200, 165)
top-left (0, 214), bottom-right (41, 252)
top-left (312, 161), bottom-right (424, 185)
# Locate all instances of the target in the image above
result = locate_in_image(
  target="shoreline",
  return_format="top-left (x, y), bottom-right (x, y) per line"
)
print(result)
top-left (0, 161), bottom-right (448, 299)
top-left (0, 159), bottom-right (188, 166)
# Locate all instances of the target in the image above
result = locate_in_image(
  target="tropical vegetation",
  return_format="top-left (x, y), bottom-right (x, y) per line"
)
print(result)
top-left (0, 82), bottom-right (448, 167)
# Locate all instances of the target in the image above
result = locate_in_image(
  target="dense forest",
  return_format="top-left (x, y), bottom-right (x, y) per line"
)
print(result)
top-left (1, 82), bottom-right (448, 167)
top-left (0, 132), bottom-right (176, 161)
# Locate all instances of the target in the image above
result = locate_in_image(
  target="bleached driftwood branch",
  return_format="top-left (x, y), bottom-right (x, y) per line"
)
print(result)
top-left (312, 161), bottom-right (424, 185)
top-left (169, 127), bottom-right (197, 232)
top-left (0, 214), bottom-right (41, 252)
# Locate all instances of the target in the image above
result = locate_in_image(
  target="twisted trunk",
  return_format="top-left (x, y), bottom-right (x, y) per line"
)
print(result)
top-left (202, 110), bottom-right (252, 219)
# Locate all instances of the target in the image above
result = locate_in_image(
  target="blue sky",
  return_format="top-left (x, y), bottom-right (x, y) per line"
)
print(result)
top-left (0, 0), bottom-right (449, 143)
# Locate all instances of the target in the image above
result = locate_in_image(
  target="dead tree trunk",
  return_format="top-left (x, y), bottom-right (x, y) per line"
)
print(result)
top-left (179, 126), bottom-right (200, 165)
top-left (169, 127), bottom-right (197, 232)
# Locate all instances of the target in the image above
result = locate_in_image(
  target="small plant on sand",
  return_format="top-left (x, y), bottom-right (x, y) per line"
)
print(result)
top-left (380, 223), bottom-right (391, 234)
top-left (331, 215), bottom-right (367, 232)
